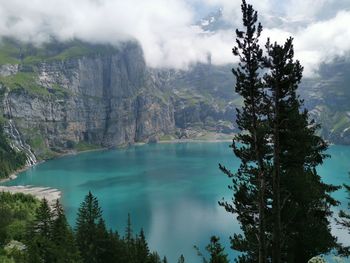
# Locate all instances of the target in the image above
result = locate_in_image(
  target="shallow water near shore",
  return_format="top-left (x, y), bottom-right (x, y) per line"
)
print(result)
top-left (4, 142), bottom-right (350, 262)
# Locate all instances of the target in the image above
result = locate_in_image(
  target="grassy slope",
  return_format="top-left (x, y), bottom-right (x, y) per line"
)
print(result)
top-left (0, 38), bottom-right (118, 98)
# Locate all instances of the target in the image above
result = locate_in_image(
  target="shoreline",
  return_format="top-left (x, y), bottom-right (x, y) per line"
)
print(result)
top-left (158, 138), bottom-right (233, 144)
top-left (0, 137), bottom-right (234, 192)
top-left (1, 138), bottom-right (234, 184)
top-left (0, 185), bottom-right (61, 205)
top-left (0, 147), bottom-right (109, 184)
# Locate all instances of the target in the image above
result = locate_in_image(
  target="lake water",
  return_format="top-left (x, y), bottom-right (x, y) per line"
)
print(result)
top-left (4, 142), bottom-right (350, 262)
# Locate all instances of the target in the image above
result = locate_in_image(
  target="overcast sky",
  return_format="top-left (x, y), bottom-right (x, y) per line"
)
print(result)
top-left (0, 0), bottom-right (349, 76)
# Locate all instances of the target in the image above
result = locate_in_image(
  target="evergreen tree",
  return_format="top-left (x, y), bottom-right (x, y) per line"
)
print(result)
top-left (75, 191), bottom-right (103, 263)
top-left (178, 254), bottom-right (185, 263)
top-left (148, 252), bottom-right (161, 263)
top-left (95, 218), bottom-right (115, 263)
top-left (135, 229), bottom-right (149, 263)
top-left (218, 1), bottom-right (269, 262)
top-left (125, 213), bottom-right (134, 245)
top-left (206, 236), bottom-right (229, 263)
top-left (112, 230), bottom-right (128, 263)
top-left (27, 198), bottom-right (54, 263)
top-left (162, 256), bottom-right (168, 263)
top-left (221, 1), bottom-right (340, 262)
top-left (124, 213), bottom-right (136, 263)
top-left (0, 205), bottom-right (12, 246)
top-left (51, 200), bottom-right (81, 263)
top-left (264, 37), bottom-right (339, 262)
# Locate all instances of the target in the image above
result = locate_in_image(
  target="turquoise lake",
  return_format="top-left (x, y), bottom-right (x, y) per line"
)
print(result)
top-left (4, 142), bottom-right (350, 262)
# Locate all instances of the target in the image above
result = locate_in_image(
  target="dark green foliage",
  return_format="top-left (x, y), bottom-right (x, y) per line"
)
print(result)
top-left (178, 254), bottom-right (186, 263)
top-left (27, 199), bottom-right (54, 263)
top-left (206, 236), bottom-right (229, 263)
top-left (0, 126), bottom-right (27, 179)
top-left (75, 191), bottom-right (103, 263)
top-left (0, 192), bottom-right (39, 246)
top-left (72, 192), bottom-right (165, 263)
top-left (221, 1), bottom-right (340, 262)
top-left (337, 184), bottom-right (350, 255)
top-left (26, 198), bottom-right (81, 263)
top-left (135, 229), bottom-right (149, 263)
top-left (218, 1), bottom-right (269, 262)
top-left (51, 200), bottom-right (81, 263)
top-left (148, 252), bottom-right (162, 263)
top-left (195, 236), bottom-right (229, 263)
top-left (264, 37), bottom-right (339, 263)
top-left (0, 193), bottom-right (168, 263)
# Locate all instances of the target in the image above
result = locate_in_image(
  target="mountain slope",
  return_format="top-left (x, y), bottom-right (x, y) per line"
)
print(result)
top-left (0, 39), bottom-right (237, 161)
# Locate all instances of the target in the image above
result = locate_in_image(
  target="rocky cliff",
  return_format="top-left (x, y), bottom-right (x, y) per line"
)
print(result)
top-left (0, 40), bottom-right (236, 161)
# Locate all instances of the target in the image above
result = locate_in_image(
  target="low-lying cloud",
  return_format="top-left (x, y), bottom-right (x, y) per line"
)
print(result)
top-left (0, 0), bottom-right (349, 76)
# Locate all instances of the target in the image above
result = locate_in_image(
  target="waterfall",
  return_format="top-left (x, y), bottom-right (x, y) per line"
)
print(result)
top-left (3, 92), bottom-right (37, 166)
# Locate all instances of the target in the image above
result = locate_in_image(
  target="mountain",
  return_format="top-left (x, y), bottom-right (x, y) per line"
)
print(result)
top-left (196, 9), bottom-right (350, 145)
top-left (197, 9), bottom-right (231, 32)
top-left (301, 59), bottom-right (350, 144)
top-left (0, 11), bottom-right (349, 164)
top-left (0, 39), bottom-right (237, 161)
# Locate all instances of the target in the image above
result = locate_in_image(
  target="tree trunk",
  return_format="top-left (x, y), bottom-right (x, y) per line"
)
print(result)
top-left (252, 93), bottom-right (266, 263)
top-left (272, 83), bottom-right (281, 263)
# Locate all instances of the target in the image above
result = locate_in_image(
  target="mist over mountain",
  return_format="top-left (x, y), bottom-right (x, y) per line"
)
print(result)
top-left (0, 1), bottom-right (349, 160)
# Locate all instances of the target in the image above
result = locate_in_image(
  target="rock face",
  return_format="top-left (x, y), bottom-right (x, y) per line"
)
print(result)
top-left (0, 42), bottom-right (177, 159)
top-left (0, 41), bottom-right (236, 160)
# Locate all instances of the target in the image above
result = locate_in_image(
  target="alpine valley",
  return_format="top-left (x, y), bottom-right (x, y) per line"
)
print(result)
top-left (0, 10), bottom-right (349, 164)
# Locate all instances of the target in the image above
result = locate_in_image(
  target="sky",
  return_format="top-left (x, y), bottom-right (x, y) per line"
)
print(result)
top-left (0, 0), bottom-right (349, 76)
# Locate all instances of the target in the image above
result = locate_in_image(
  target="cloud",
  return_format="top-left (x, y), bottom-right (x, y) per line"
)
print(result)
top-left (0, 0), bottom-right (349, 76)
top-left (262, 10), bottom-right (350, 76)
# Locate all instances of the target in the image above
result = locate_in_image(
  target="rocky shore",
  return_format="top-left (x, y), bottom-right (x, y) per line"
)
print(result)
top-left (0, 185), bottom-right (61, 205)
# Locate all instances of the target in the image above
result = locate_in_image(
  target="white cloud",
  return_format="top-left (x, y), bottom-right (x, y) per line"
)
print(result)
top-left (292, 10), bottom-right (350, 76)
top-left (0, 0), bottom-right (349, 75)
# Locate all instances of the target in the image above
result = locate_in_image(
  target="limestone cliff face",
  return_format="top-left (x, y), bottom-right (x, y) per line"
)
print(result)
top-left (0, 42), bottom-right (175, 159)
top-left (0, 41), bottom-right (238, 161)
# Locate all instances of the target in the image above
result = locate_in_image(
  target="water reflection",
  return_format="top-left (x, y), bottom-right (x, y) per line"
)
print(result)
top-left (4, 142), bottom-right (350, 262)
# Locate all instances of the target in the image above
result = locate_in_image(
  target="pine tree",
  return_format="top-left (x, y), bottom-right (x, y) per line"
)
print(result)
top-left (135, 229), bottom-right (149, 263)
top-left (75, 191), bottom-right (103, 263)
top-left (124, 213), bottom-right (136, 263)
top-left (177, 254), bottom-right (185, 263)
top-left (107, 230), bottom-right (123, 263)
top-left (51, 200), bottom-right (81, 263)
top-left (27, 198), bottom-right (54, 263)
top-left (206, 236), bottom-right (229, 263)
top-left (95, 218), bottom-right (115, 263)
top-left (218, 1), bottom-right (269, 262)
top-left (125, 213), bottom-right (133, 244)
top-left (221, 1), bottom-right (340, 262)
top-left (264, 37), bottom-right (340, 262)
top-left (148, 252), bottom-right (161, 263)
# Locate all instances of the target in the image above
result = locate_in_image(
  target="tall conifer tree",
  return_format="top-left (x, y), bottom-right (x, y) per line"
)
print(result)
top-left (51, 200), bottom-right (81, 263)
top-left (218, 1), bottom-right (269, 262)
top-left (27, 198), bottom-right (54, 263)
top-left (264, 37), bottom-right (339, 262)
top-left (221, 1), bottom-right (340, 262)
top-left (75, 191), bottom-right (103, 263)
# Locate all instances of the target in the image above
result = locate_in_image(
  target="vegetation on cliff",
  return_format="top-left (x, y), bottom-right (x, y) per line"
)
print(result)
top-left (0, 126), bottom-right (27, 179)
